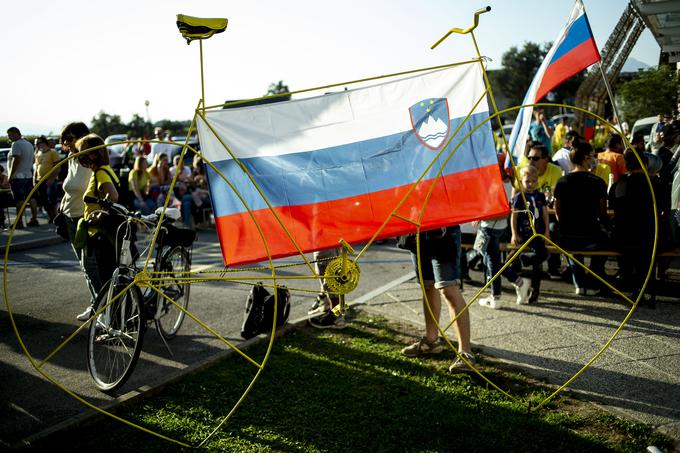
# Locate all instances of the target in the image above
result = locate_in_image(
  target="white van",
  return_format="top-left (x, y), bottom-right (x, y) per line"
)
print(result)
top-left (629, 116), bottom-right (658, 144)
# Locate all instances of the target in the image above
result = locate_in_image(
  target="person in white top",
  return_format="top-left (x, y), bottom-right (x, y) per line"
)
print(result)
top-left (146, 127), bottom-right (174, 166)
top-left (551, 130), bottom-right (580, 175)
top-left (6, 127), bottom-right (39, 227)
top-left (169, 154), bottom-right (193, 182)
top-left (59, 122), bottom-right (102, 321)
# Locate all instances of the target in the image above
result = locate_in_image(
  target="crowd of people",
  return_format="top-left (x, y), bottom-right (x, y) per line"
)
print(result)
top-left (3, 126), bottom-right (211, 231)
top-left (400, 108), bottom-right (680, 373)
top-left (5, 124), bottom-right (210, 321)
top-left (472, 108), bottom-right (680, 310)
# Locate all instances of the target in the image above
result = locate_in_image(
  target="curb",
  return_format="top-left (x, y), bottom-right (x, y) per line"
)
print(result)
top-left (1, 236), bottom-right (65, 254)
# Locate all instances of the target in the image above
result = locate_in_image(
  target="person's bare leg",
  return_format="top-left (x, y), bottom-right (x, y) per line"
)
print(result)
top-left (441, 285), bottom-right (471, 354)
top-left (14, 199), bottom-right (25, 226)
top-left (29, 199), bottom-right (38, 222)
top-left (422, 285), bottom-right (441, 343)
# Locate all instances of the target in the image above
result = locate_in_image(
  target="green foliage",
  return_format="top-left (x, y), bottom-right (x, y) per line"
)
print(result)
top-left (619, 65), bottom-right (679, 125)
top-left (153, 119), bottom-right (192, 138)
top-left (266, 80), bottom-right (291, 101)
top-left (88, 112), bottom-right (190, 139)
top-left (90, 111), bottom-right (126, 138)
top-left (497, 42), bottom-right (549, 106)
top-left (126, 113), bottom-right (152, 138)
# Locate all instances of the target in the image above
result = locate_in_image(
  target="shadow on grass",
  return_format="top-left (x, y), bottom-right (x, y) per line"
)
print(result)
top-left (32, 316), bottom-right (670, 452)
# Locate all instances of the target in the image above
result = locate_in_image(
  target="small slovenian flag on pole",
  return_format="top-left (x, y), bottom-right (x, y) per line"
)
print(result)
top-left (506, 0), bottom-right (601, 167)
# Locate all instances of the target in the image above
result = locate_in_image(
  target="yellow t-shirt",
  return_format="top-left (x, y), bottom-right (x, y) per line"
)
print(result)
top-left (84, 165), bottom-right (120, 220)
top-left (593, 163), bottom-right (612, 185)
top-left (128, 169), bottom-right (150, 193)
top-left (515, 161), bottom-right (563, 192)
top-left (35, 149), bottom-right (61, 181)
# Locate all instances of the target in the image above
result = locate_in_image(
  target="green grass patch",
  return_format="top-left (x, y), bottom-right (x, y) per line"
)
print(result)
top-left (34, 311), bottom-right (673, 452)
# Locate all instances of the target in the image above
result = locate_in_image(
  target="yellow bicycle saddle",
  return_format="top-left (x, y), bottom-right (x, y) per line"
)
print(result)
top-left (176, 14), bottom-right (228, 43)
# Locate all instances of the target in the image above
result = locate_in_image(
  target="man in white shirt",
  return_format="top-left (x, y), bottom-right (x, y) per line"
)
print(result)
top-left (147, 127), bottom-right (174, 165)
top-left (6, 127), bottom-right (38, 227)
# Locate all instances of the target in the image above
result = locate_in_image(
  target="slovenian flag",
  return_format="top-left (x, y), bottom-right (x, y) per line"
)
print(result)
top-left (507, 0), bottom-right (601, 165)
top-left (197, 63), bottom-right (509, 266)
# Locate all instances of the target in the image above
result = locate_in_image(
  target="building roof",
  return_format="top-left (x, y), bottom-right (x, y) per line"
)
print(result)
top-left (632, 0), bottom-right (680, 63)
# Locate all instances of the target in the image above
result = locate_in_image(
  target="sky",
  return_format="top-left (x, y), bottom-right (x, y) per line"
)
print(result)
top-left (1, 0), bottom-right (660, 136)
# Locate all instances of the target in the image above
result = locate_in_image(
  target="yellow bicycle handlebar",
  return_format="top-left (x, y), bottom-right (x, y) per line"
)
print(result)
top-left (431, 6), bottom-right (491, 49)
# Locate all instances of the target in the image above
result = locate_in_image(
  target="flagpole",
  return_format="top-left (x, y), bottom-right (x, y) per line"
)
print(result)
top-left (598, 61), bottom-right (624, 135)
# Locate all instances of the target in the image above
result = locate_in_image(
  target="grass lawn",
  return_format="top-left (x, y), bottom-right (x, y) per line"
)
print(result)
top-left (34, 310), bottom-right (673, 452)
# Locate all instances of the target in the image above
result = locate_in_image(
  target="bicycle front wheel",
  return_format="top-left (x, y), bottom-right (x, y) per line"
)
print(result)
top-left (155, 246), bottom-right (191, 340)
top-left (87, 277), bottom-right (145, 393)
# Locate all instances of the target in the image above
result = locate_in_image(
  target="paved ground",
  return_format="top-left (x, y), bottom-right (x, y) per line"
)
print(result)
top-left (2, 208), bottom-right (679, 448)
top-left (358, 268), bottom-right (680, 444)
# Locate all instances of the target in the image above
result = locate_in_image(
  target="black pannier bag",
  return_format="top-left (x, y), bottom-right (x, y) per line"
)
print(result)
top-left (240, 283), bottom-right (291, 340)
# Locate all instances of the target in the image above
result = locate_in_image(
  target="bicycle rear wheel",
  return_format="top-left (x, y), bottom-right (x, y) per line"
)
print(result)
top-left (155, 246), bottom-right (191, 340)
top-left (87, 277), bottom-right (145, 393)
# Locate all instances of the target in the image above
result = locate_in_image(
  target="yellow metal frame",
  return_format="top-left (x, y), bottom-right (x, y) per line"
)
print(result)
top-left (2, 7), bottom-right (660, 448)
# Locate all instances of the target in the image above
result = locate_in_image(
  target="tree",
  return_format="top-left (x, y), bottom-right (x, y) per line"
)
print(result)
top-left (154, 119), bottom-right (192, 138)
top-left (266, 80), bottom-right (291, 101)
top-left (90, 111), bottom-right (126, 138)
top-left (618, 65), bottom-right (678, 125)
top-left (126, 113), bottom-right (151, 138)
top-left (496, 42), bottom-right (548, 107)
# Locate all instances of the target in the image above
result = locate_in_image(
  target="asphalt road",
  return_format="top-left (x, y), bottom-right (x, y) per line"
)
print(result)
top-left (0, 229), bottom-right (412, 446)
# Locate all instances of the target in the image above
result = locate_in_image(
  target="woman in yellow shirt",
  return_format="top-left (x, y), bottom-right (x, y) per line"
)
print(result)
top-left (74, 134), bottom-right (120, 320)
top-left (129, 156), bottom-right (155, 214)
top-left (33, 135), bottom-right (61, 221)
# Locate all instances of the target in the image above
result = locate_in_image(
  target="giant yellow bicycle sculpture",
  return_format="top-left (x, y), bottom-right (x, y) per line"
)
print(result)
top-left (3, 8), bottom-right (658, 448)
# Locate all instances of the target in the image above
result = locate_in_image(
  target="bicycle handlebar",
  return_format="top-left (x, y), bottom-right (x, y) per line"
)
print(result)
top-left (430, 5), bottom-right (491, 49)
top-left (84, 196), bottom-right (159, 224)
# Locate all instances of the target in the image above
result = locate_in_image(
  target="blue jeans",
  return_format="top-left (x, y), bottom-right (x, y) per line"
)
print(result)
top-left (478, 226), bottom-right (505, 296)
top-left (410, 226), bottom-right (461, 289)
top-left (133, 197), bottom-right (156, 215)
top-left (557, 232), bottom-right (607, 290)
top-left (182, 192), bottom-right (211, 227)
top-left (65, 215), bottom-right (102, 305)
top-left (502, 238), bottom-right (548, 290)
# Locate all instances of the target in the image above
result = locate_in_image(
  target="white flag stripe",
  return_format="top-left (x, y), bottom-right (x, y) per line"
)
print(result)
top-left (198, 63), bottom-right (488, 163)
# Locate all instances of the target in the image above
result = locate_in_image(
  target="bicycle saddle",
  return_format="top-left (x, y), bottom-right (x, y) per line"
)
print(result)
top-left (176, 14), bottom-right (228, 44)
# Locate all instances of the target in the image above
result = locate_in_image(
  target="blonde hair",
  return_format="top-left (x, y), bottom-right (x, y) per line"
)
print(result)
top-left (133, 156), bottom-right (147, 172)
top-left (519, 165), bottom-right (538, 178)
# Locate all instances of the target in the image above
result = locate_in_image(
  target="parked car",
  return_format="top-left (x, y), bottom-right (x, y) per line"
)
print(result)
top-left (169, 135), bottom-right (199, 161)
top-left (550, 113), bottom-right (575, 126)
top-left (629, 116), bottom-right (657, 144)
top-left (0, 148), bottom-right (9, 172)
top-left (502, 122), bottom-right (515, 137)
top-left (105, 134), bottom-right (128, 168)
